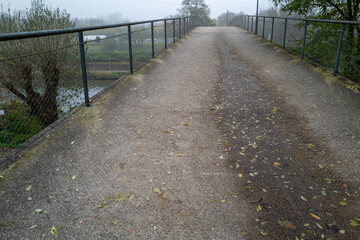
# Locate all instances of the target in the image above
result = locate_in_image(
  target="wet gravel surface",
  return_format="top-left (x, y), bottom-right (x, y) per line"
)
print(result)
top-left (216, 31), bottom-right (360, 239)
top-left (0, 27), bottom-right (359, 239)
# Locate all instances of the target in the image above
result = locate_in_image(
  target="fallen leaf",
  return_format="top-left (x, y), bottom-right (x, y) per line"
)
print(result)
top-left (350, 219), bottom-right (359, 227)
top-left (51, 226), bottom-right (58, 235)
top-left (30, 225), bottom-right (37, 229)
top-left (273, 162), bottom-right (280, 168)
top-left (340, 201), bottom-right (348, 206)
top-left (153, 187), bottom-right (161, 194)
top-left (310, 213), bottom-right (321, 220)
top-left (71, 141), bottom-right (75, 145)
top-left (221, 199), bottom-right (226, 203)
top-left (26, 185), bottom-right (32, 191)
top-left (128, 194), bottom-right (135, 200)
top-left (154, 160), bottom-right (163, 165)
top-left (238, 173), bottom-right (243, 178)
top-left (180, 210), bottom-right (191, 216)
top-left (72, 175), bottom-right (76, 180)
top-left (316, 222), bottom-right (323, 229)
top-left (283, 220), bottom-right (293, 229)
top-left (300, 196), bottom-right (308, 201)
top-left (1, 221), bottom-right (6, 226)
top-left (184, 123), bottom-right (188, 126)
top-left (34, 209), bottom-right (43, 213)
top-left (339, 230), bottom-right (345, 234)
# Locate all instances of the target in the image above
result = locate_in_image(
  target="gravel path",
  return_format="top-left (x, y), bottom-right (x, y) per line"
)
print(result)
top-left (0, 27), bottom-right (359, 239)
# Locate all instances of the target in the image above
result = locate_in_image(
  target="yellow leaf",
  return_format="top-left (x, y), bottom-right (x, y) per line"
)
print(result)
top-left (340, 201), bottom-right (347, 206)
top-left (51, 226), bottom-right (58, 235)
top-left (184, 123), bottom-right (188, 126)
top-left (350, 219), bottom-right (359, 227)
top-left (257, 205), bottom-right (262, 211)
top-left (210, 200), bottom-right (216, 203)
top-left (238, 174), bottom-right (243, 178)
top-left (72, 175), bottom-right (76, 180)
top-left (273, 162), bottom-right (280, 167)
top-left (310, 213), bottom-right (321, 220)
top-left (71, 141), bottom-right (75, 145)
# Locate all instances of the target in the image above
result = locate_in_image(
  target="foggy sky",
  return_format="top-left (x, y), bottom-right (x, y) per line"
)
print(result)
top-left (0, 0), bottom-right (272, 22)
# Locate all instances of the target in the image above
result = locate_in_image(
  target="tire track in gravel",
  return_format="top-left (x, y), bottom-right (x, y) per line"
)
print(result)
top-left (216, 34), bottom-right (360, 239)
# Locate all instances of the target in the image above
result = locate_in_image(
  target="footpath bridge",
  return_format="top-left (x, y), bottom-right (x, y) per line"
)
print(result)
top-left (0, 25), bottom-right (360, 239)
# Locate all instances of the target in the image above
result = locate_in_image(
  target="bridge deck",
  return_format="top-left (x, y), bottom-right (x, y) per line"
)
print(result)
top-left (0, 27), bottom-right (359, 239)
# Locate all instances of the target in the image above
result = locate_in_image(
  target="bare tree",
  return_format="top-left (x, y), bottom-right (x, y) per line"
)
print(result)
top-left (0, 0), bottom-right (76, 125)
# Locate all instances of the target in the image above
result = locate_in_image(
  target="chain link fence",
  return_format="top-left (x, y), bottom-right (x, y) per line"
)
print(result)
top-left (230, 15), bottom-right (360, 83)
top-left (0, 16), bottom-right (202, 162)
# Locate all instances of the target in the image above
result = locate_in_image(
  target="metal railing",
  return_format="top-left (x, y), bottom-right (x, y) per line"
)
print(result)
top-left (230, 15), bottom-right (360, 81)
top-left (0, 16), bottom-right (203, 165)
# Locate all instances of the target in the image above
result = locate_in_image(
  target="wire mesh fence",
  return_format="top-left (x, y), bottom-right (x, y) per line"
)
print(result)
top-left (0, 16), bottom-right (201, 161)
top-left (230, 15), bottom-right (360, 83)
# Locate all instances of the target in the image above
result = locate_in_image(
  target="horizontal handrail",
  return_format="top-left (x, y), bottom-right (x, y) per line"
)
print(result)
top-left (0, 16), bottom-right (193, 42)
top-left (234, 15), bottom-right (360, 25)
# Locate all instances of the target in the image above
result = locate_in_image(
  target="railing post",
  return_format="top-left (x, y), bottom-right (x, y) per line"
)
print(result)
top-left (151, 22), bottom-right (155, 58)
top-left (164, 20), bottom-right (167, 49)
top-left (128, 25), bottom-right (133, 74)
top-left (301, 20), bottom-right (308, 59)
top-left (262, 16), bottom-right (265, 38)
top-left (271, 17), bottom-right (274, 42)
top-left (251, 16), bottom-right (254, 33)
top-left (183, 17), bottom-right (186, 36)
top-left (173, 19), bottom-right (176, 43)
top-left (334, 24), bottom-right (345, 75)
top-left (283, 18), bottom-right (288, 48)
top-left (179, 18), bottom-right (182, 39)
top-left (78, 31), bottom-right (90, 106)
top-left (247, 16), bottom-right (250, 31)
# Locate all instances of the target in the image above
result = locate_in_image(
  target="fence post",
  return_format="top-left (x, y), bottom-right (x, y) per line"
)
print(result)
top-left (301, 20), bottom-right (308, 59)
top-left (247, 16), bottom-right (250, 31)
top-left (164, 20), bottom-right (167, 49)
top-left (151, 22), bottom-right (155, 58)
top-left (179, 18), bottom-right (182, 39)
top-left (183, 17), bottom-right (186, 36)
top-left (282, 18), bottom-right (288, 48)
top-left (334, 24), bottom-right (345, 75)
top-left (262, 16), bottom-right (265, 38)
top-left (251, 16), bottom-right (254, 33)
top-left (78, 31), bottom-right (90, 106)
top-left (271, 17), bottom-right (274, 42)
top-left (128, 25), bottom-right (134, 74)
top-left (173, 19), bottom-right (176, 43)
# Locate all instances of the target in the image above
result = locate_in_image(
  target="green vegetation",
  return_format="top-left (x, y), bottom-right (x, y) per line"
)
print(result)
top-left (272, 0), bottom-right (360, 82)
top-left (0, 100), bottom-right (44, 149)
